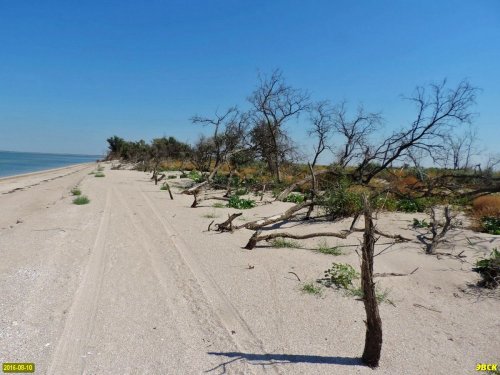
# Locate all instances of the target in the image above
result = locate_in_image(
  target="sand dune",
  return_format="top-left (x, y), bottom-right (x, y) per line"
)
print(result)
top-left (0, 163), bottom-right (498, 374)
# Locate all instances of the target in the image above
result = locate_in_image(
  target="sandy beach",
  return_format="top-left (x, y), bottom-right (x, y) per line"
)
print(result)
top-left (0, 163), bottom-right (498, 374)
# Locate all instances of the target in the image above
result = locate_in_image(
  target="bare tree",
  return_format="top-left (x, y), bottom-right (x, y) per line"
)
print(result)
top-left (308, 101), bottom-right (335, 168)
top-left (249, 69), bottom-right (310, 182)
top-left (443, 125), bottom-right (478, 170)
top-left (333, 102), bottom-right (381, 168)
top-left (355, 80), bottom-right (477, 183)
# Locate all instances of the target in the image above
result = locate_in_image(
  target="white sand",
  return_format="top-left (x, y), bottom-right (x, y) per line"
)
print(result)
top-left (0, 164), bottom-right (498, 374)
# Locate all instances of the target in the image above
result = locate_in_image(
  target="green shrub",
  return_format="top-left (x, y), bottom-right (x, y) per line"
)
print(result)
top-left (71, 188), bottom-right (82, 196)
top-left (227, 196), bottom-right (256, 209)
top-left (372, 195), bottom-right (398, 211)
top-left (73, 196), bottom-right (90, 205)
top-left (316, 240), bottom-right (342, 255)
top-left (94, 172), bottom-right (105, 177)
top-left (234, 188), bottom-right (248, 196)
top-left (473, 248), bottom-right (500, 288)
top-left (88, 171), bottom-right (95, 175)
top-left (167, 175), bottom-right (177, 179)
top-left (412, 218), bottom-right (429, 228)
top-left (188, 170), bottom-right (204, 183)
top-left (284, 193), bottom-right (305, 203)
top-left (323, 263), bottom-right (359, 289)
top-left (301, 282), bottom-right (322, 296)
top-left (481, 217), bottom-right (500, 235)
top-left (160, 185), bottom-right (168, 190)
top-left (319, 182), bottom-right (362, 219)
top-left (396, 197), bottom-right (437, 213)
top-left (270, 237), bottom-right (299, 248)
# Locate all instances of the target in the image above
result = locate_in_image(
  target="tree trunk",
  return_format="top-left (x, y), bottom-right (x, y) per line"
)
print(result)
top-left (361, 198), bottom-right (383, 368)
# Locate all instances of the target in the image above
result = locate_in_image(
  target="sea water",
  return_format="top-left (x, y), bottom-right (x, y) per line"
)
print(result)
top-left (0, 151), bottom-right (102, 178)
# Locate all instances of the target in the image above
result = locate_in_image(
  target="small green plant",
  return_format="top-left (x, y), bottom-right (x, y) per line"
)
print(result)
top-left (71, 188), bottom-right (81, 196)
top-left (73, 196), bottom-right (90, 205)
top-left (284, 193), bottom-right (305, 203)
top-left (301, 282), bottom-right (322, 296)
top-left (323, 263), bottom-right (359, 289)
top-left (227, 196), bottom-right (256, 209)
top-left (234, 188), bottom-right (248, 196)
top-left (167, 175), bottom-right (177, 179)
top-left (270, 237), bottom-right (299, 248)
top-left (94, 172), bottom-right (105, 177)
top-left (160, 185), bottom-right (168, 190)
top-left (412, 218), bottom-right (429, 228)
top-left (481, 217), bottom-right (500, 235)
top-left (397, 198), bottom-right (421, 213)
top-left (316, 240), bottom-right (342, 255)
top-left (473, 248), bottom-right (500, 288)
top-left (212, 202), bottom-right (226, 208)
top-left (89, 171), bottom-right (95, 175)
top-left (348, 286), bottom-right (392, 304)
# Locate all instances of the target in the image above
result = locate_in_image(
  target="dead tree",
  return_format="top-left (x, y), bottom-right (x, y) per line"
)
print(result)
top-left (426, 206), bottom-right (453, 254)
top-left (249, 69), bottom-right (309, 182)
top-left (360, 197), bottom-right (383, 368)
top-left (308, 101), bottom-right (334, 168)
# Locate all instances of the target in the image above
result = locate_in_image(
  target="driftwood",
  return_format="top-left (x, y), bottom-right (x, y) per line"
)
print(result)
top-left (214, 213), bottom-right (243, 232)
top-left (350, 228), bottom-right (412, 242)
top-left (162, 182), bottom-right (174, 200)
top-left (244, 230), bottom-right (348, 250)
top-left (374, 267), bottom-right (419, 278)
top-left (235, 201), bottom-right (313, 230)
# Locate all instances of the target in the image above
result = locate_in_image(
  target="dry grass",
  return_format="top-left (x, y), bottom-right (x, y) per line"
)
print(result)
top-left (472, 195), bottom-right (500, 217)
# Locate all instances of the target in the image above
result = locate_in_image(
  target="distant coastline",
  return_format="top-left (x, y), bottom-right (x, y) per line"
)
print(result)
top-left (0, 150), bottom-right (102, 178)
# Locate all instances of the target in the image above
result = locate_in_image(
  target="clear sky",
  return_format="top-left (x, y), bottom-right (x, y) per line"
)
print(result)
top-left (0, 0), bottom-right (499, 161)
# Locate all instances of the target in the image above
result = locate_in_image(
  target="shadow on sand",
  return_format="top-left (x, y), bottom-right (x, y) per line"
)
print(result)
top-left (206, 351), bottom-right (363, 374)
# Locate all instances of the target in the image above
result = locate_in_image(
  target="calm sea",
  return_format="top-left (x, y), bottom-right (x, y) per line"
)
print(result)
top-left (0, 151), bottom-right (102, 178)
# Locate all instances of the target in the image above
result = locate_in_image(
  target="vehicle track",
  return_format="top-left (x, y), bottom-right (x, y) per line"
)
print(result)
top-left (139, 189), bottom-right (282, 374)
top-left (47, 189), bottom-right (112, 375)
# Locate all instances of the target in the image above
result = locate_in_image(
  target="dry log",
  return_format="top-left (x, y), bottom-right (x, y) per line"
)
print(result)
top-left (236, 201), bottom-right (313, 230)
top-left (244, 230), bottom-right (347, 250)
top-left (214, 213), bottom-right (243, 232)
top-left (162, 182), bottom-right (173, 200)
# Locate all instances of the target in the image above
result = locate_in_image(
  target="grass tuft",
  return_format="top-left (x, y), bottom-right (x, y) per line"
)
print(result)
top-left (316, 240), bottom-right (342, 255)
top-left (212, 202), bottom-right (225, 208)
top-left (94, 172), bottom-right (105, 177)
top-left (71, 188), bottom-right (82, 196)
top-left (202, 210), bottom-right (220, 219)
top-left (301, 282), bottom-right (322, 296)
top-left (73, 195), bottom-right (90, 205)
top-left (270, 237), bottom-right (300, 248)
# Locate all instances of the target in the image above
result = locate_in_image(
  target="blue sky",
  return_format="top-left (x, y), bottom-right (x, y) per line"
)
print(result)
top-left (0, 0), bottom-right (499, 162)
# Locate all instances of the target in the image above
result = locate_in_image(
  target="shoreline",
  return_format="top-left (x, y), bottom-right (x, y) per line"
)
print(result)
top-left (0, 162), bottom-right (97, 182)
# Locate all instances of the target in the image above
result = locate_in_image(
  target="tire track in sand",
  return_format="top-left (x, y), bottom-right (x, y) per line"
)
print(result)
top-left (48, 189), bottom-right (112, 375)
top-left (140, 189), bottom-right (281, 374)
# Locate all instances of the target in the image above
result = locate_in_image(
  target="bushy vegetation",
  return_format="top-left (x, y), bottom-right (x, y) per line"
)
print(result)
top-left (71, 188), bottom-right (81, 196)
top-left (319, 180), bottom-right (362, 219)
top-left (472, 195), bottom-right (500, 217)
top-left (187, 170), bottom-right (204, 183)
top-left (323, 263), bottom-right (359, 289)
top-left (284, 193), bottom-right (305, 203)
top-left (227, 196), bottom-right (256, 209)
top-left (73, 196), bottom-right (90, 205)
top-left (473, 248), bottom-right (500, 288)
top-left (481, 217), bottom-right (500, 235)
